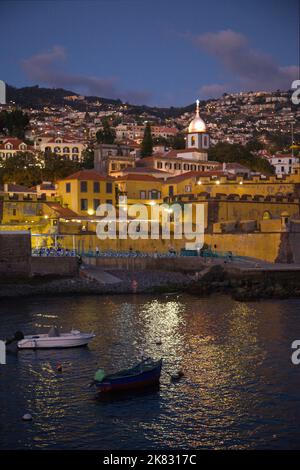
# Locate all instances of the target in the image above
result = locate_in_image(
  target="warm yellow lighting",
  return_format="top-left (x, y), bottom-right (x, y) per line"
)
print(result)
top-left (149, 201), bottom-right (156, 206)
top-left (216, 180), bottom-right (220, 185)
top-left (197, 180), bottom-right (202, 185)
top-left (44, 215), bottom-right (49, 219)
top-left (239, 181), bottom-right (243, 185)
top-left (87, 209), bottom-right (94, 216)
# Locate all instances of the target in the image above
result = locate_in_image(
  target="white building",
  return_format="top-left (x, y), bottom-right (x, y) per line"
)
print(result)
top-left (270, 153), bottom-right (299, 175)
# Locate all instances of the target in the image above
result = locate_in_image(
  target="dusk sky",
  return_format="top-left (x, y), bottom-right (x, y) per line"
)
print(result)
top-left (1, 0), bottom-right (299, 106)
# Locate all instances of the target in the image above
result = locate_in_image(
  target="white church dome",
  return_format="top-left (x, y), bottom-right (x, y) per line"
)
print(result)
top-left (188, 99), bottom-right (206, 133)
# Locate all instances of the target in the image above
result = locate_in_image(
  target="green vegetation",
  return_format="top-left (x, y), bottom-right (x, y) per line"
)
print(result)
top-left (0, 109), bottom-right (30, 139)
top-left (168, 133), bottom-right (185, 150)
top-left (96, 117), bottom-right (116, 144)
top-left (208, 142), bottom-right (275, 175)
top-left (0, 151), bottom-right (42, 187)
top-left (141, 122), bottom-right (153, 157)
top-left (81, 146), bottom-right (95, 169)
top-left (42, 153), bottom-right (81, 182)
top-left (0, 152), bottom-right (80, 187)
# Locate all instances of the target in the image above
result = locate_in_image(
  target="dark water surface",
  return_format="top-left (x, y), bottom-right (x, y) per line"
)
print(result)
top-left (1, 293), bottom-right (300, 450)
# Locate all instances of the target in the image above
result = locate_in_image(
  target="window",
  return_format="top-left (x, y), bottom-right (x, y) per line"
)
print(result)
top-left (80, 199), bottom-right (88, 211)
top-left (54, 147), bottom-right (61, 153)
top-left (94, 181), bottom-right (100, 193)
top-left (106, 182), bottom-right (112, 193)
top-left (66, 182), bottom-right (71, 193)
top-left (140, 191), bottom-right (146, 199)
top-left (80, 181), bottom-right (87, 192)
top-left (106, 199), bottom-right (113, 205)
top-left (157, 162), bottom-right (162, 169)
top-left (63, 147), bottom-right (70, 153)
top-left (93, 199), bottom-right (100, 211)
top-left (149, 190), bottom-right (161, 199)
top-left (169, 186), bottom-right (174, 197)
top-left (72, 147), bottom-right (79, 153)
top-left (185, 185), bottom-right (192, 192)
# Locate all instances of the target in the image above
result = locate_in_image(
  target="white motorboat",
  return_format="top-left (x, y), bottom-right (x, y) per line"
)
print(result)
top-left (17, 326), bottom-right (95, 349)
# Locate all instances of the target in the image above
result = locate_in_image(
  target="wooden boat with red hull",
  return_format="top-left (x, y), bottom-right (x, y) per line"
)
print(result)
top-left (93, 358), bottom-right (162, 393)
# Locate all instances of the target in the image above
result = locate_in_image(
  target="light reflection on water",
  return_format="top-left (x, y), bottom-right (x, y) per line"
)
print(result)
top-left (1, 294), bottom-right (300, 449)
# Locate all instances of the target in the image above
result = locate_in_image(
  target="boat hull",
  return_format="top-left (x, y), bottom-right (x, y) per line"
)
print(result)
top-left (17, 334), bottom-right (95, 349)
top-left (95, 360), bottom-right (162, 393)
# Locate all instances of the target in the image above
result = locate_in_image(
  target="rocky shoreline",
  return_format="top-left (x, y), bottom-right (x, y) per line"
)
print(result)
top-left (1, 265), bottom-right (300, 301)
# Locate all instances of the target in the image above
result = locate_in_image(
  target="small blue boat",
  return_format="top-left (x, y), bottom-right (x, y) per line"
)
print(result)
top-left (93, 358), bottom-right (162, 393)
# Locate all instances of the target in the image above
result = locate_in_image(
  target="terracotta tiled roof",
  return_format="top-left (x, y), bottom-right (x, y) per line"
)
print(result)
top-left (0, 183), bottom-right (36, 193)
top-left (166, 170), bottom-right (227, 183)
top-left (59, 170), bottom-right (112, 181)
top-left (0, 138), bottom-right (34, 151)
top-left (111, 167), bottom-right (168, 175)
top-left (114, 174), bottom-right (163, 182)
top-left (44, 202), bottom-right (79, 218)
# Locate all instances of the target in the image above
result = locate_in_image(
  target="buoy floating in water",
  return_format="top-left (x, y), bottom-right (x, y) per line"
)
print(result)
top-left (22, 413), bottom-right (32, 421)
top-left (56, 362), bottom-right (63, 372)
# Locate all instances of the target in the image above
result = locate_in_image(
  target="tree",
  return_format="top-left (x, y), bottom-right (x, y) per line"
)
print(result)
top-left (208, 142), bottom-right (274, 175)
top-left (141, 122), bottom-right (153, 157)
top-left (96, 117), bottom-right (116, 144)
top-left (0, 109), bottom-right (30, 139)
top-left (168, 133), bottom-right (185, 150)
top-left (81, 147), bottom-right (94, 169)
top-left (245, 139), bottom-right (264, 153)
top-left (43, 152), bottom-right (81, 181)
top-left (0, 151), bottom-right (42, 187)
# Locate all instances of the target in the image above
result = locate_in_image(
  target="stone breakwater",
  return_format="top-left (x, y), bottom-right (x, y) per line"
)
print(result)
top-left (187, 265), bottom-right (300, 301)
top-left (1, 265), bottom-right (300, 301)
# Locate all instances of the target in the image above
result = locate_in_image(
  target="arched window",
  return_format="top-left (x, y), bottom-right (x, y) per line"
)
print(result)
top-left (45, 146), bottom-right (51, 153)
top-left (63, 147), bottom-right (70, 153)
top-left (263, 211), bottom-right (272, 220)
top-left (5, 143), bottom-right (12, 150)
top-left (72, 147), bottom-right (79, 153)
top-left (54, 147), bottom-right (61, 153)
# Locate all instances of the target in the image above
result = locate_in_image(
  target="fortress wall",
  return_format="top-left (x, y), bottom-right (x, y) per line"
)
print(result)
top-left (0, 231), bottom-right (31, 278)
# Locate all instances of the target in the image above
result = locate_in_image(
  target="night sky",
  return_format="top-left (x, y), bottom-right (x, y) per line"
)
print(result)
top-left (1, 0), bottom-right (299, 106)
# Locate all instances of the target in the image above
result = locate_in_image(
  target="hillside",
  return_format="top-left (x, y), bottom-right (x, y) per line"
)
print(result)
top-left (5, 84), bottom-right (195, 118)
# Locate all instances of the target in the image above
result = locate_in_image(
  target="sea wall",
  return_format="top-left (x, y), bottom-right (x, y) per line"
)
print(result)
top-left (0, 231), bottom-right (31, 278)
top-left (30, 257), bottom-right (78, 277)
top-left (82, 256), bottom-right (206, 272)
